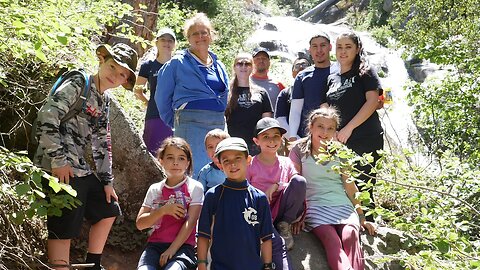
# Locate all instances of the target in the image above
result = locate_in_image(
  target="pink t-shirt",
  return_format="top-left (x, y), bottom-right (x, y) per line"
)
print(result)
top-left (247, 156), bottom-right (297, 220)
top-left (142, 176), bottom-right (204, 246)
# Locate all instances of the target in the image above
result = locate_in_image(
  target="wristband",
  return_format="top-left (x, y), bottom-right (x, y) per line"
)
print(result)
top-left (263, 262), bottom-right (276, 269)
top-left (197, 259), bottom-right (208, 265)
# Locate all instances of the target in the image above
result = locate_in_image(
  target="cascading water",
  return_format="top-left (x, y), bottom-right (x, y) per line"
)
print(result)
top-left (246, 16), bottom-right (429, 164)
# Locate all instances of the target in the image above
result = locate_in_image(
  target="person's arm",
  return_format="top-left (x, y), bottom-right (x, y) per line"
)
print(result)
top-left (260, 239), bottom-right (273, 265)
top-left (136, 203), bottom-right (186, 230)
top-left (342, 174), bottom-right (376, 235)
top-left (155, 60), bottom-right (176, 128)
top-left (197, 190), bottom-right (214, 270)
top-left (288, 145), bottom-right (303, 174)
top-left (261, 90), bottom-right (274, 118)
top-left (288, 99), bottom-right (303, 141)
top-left (37, 76), bottom-right (83, 183)
top-left (337, 90), bottom-right (379, 143)
top-left (276, 117), bottom-right (290, 139)
top-left (133, 75), bottom-right (149, 106)
top-left (196, 237), bottom-right (210, 270)
top-left (159, 204), bottom-right (202, 266)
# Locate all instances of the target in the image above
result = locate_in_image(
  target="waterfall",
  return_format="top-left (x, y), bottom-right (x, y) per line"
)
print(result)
top-left (246, 16), bottom-right (431, 165)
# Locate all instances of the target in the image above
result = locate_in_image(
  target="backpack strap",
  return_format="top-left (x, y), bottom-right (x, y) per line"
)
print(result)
top-left (59, 69), bottom-right (91, 124)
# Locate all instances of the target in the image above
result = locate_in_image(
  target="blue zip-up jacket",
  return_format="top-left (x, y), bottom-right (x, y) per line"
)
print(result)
top-left (155, 49), bottom-right (229, 128)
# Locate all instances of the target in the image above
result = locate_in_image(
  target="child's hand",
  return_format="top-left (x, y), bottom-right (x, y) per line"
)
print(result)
top-left (361, 220), bottom-right (377, 235)
top-left (162, 203), bottom-right (186, 219)
top-left (104, 185), bottom-right (118, 203)
top-left (265, 183), bottom-right (278, 202)
top-left (51, 165), bottom-right (74, 184)
top-left (291, 220), bottom-right (304, 235)
top-left (159, 247), bottom-right (177, 267)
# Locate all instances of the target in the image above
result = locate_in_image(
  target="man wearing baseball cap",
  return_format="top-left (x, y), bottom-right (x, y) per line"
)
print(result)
top-left (251, 47), bottom-right (285, 112)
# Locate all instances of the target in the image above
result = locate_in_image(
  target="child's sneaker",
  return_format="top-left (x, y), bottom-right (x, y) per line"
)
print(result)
top-left (277, 221), bottom-right (294, 250)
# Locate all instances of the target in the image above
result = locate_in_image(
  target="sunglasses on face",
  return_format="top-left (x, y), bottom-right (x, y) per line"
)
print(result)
top-left (235, 61), bottom-right (252, 67)
top-left (294, 62), bottom-right (309, 70)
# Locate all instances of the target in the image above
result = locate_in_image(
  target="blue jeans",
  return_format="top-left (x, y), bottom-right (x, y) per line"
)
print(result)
top-left (137, 242), bottom-right (196, 270)
top-left (174, 109), bottom-right (226, 178)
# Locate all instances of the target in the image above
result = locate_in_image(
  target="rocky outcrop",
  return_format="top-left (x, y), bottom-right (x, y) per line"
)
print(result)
top-left (289, 227), bottom-right (406, 270)
top-left (109, 97), bottom-right (164, 220)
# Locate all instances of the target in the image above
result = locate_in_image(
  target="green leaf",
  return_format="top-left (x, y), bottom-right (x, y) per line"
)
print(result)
top-left (37, 206), bottom-right (48, 216)
top-left (15, 183), bottom-right (30, 196)
top-left (12, 20), bottom-right (26, 29)
top-left (33, 189), bottom-right (46, 198)
top-left (31, 172), bottom-right (42, 188)
top-left (56, 33), bottom-right (68, 45)
top-left (11, 212), bottom-right (25, 225)
top-left (49, 178), bottom-right (61, 193)
top-left (435, 240), bottom-right (450, 253)
top-left (61, 184), bottom-right (77, 197)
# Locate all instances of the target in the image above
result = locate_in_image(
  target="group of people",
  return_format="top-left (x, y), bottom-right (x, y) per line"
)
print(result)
top-left (34, 11), bottom-right (385, 270)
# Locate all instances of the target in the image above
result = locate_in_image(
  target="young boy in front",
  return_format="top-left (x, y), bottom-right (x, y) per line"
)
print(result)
top-left (197, 137), bottom-right (275, 270)
top-left (34, 43), bottom-right (138, 269)
top-left (197, 129), bottom-right (230, 193)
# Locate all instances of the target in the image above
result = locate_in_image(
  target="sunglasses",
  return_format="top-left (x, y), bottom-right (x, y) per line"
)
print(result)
top-left (235, 61), bottom-right (252, 67)
top-left (294, 62), bottom-right (309, 70)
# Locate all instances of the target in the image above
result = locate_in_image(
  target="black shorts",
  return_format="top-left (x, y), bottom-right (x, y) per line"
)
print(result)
top-left (47, 174), bottom-right (121, 239)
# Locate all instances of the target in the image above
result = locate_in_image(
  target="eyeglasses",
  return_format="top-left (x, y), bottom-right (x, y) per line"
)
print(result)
top-left (294, 62), bottom-right (309, 70)
top-left (190, 30), bottom-right (210, 38)
top-left (235, 61), bottom-right (252, 67)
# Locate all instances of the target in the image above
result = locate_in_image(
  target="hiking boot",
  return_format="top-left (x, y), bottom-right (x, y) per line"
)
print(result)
top-left (277, 221), bottom-right (294, 250)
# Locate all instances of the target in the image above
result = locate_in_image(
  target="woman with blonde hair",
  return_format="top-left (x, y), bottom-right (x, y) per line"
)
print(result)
top-left (155, 13), bottom-right (230, 178)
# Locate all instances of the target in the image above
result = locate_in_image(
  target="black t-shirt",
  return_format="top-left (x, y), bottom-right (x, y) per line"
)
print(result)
top-left (138, 59), bottom-right (164, 120)
top-left (326, 67), bottom-right (383, 142)
top-left (227, 87), bottom-right (273, 150)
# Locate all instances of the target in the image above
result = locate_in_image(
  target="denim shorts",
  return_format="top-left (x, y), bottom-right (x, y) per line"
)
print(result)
top-left (137, 242), bottom-right (196, 270)
top-left (47, 173), bottom-right (121, 239)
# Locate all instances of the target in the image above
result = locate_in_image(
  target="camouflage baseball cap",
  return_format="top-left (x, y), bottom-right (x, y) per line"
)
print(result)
top-left (96, 43), bottom-right (138, 90)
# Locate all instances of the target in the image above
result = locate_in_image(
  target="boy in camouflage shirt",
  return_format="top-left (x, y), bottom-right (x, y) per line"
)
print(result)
top-left (34, 43), bottom-right (137, 270)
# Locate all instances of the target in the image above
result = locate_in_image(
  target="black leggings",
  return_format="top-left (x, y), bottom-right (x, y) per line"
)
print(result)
top-left (347, 134), bottom-right (383, 221)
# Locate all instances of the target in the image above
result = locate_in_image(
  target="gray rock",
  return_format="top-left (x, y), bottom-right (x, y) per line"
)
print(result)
top-left (288, 227), bottom-right (406, 270)
top-left (109, 97), bottom-right (165, 220)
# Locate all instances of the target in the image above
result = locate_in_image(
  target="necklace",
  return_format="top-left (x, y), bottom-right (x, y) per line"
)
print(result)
top-left (189, 49), bottom-right (213, 67)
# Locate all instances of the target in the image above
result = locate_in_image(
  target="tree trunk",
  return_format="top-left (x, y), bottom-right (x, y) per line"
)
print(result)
top-left (106, 0), bottom-right (158, 58)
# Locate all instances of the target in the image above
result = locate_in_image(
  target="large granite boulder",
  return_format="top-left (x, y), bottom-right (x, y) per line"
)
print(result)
top-left (289, 226), bottom-right (407, 270)
top-left (109, 97), bottom-right (165, 220)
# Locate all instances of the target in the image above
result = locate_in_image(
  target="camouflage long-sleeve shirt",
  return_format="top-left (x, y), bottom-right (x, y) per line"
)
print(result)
top-left (34, 74), bottom-right (114, 185)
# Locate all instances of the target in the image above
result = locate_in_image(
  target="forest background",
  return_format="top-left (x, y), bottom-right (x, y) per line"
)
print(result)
top-left (0, 0), bottom-right (478, 269)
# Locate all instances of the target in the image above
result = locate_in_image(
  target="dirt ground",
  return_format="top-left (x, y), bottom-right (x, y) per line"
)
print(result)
top-left (101, 245), bottom-right (143, 270)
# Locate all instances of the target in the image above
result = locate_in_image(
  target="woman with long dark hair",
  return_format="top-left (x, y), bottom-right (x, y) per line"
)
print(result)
top-left (226, 52), bottom-right (273, 156)
top-left (324, 31), bottom-right (383, 219)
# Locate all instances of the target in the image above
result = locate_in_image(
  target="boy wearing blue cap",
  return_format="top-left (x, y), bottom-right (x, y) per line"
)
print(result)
top-left (197, 137), bottom-right (275, 270)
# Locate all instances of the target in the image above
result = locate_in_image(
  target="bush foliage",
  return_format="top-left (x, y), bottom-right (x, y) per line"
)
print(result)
top-left (0, 0), bottom-right (479, 269)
